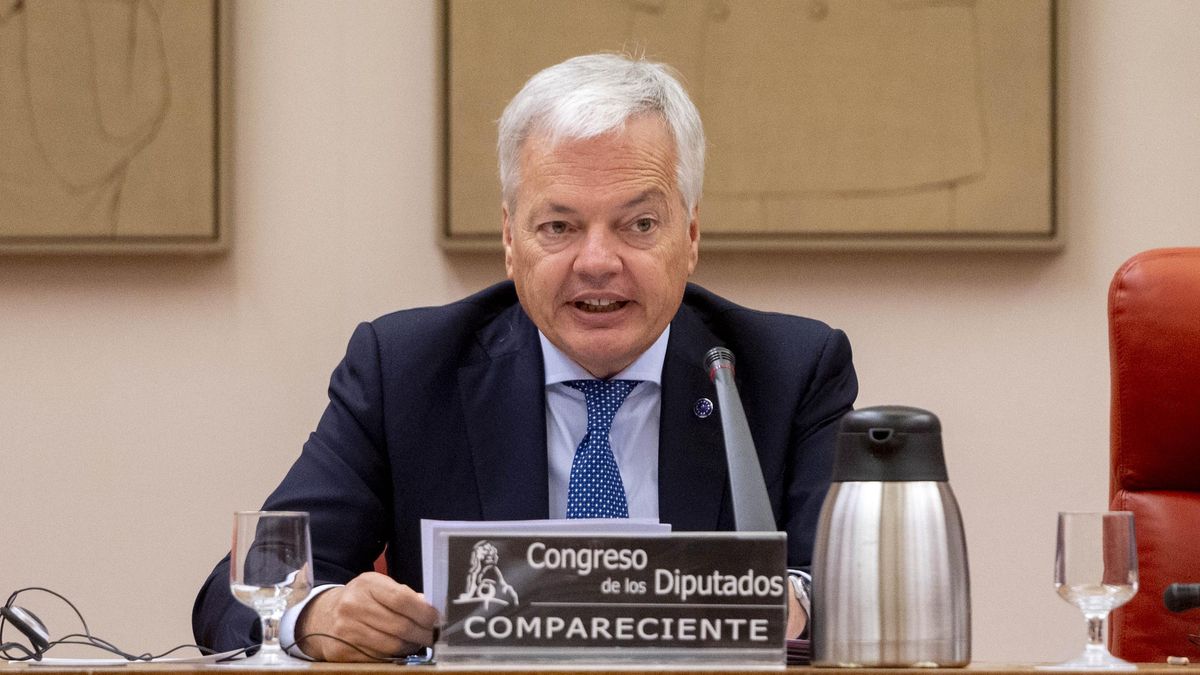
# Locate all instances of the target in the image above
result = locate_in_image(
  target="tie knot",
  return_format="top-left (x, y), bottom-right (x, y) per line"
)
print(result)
top-left (565, 379), bottom-right (640, 429)
top-left (565, 378), bottom-right (639, 404)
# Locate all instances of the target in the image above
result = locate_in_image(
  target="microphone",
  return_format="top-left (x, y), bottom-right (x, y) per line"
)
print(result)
top-left (704, 347), bottom-right (776, 532)
top-left (1164, 583), bottom-right (1200, 612)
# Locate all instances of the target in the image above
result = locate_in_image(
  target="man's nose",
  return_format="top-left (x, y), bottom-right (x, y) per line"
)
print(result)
top-left (572, 226), bottom-right (622, 279)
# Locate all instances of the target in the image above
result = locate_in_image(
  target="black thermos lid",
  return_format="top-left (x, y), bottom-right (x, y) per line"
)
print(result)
top-left (832, 406), bottom-right (948, 482)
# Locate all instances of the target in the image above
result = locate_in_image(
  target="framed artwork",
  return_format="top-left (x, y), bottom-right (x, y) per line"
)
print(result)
top-left (0, 0), bottom-right (229, 254)
top-left (442, 0), bottom-right (1057, 251)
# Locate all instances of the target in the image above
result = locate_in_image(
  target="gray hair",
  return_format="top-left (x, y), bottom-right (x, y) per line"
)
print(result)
top-left (497, 53), bottom-right (705, 213)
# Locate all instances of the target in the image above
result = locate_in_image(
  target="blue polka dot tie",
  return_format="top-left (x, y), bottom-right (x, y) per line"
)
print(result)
top-left (563, 379), bottom-right (640, 519)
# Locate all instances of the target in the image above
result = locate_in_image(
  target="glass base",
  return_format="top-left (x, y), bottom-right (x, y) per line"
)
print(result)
top-left (220, 645), bottom-right (310, 668)
top-left (1037, 646), bottom-right (1136, 671)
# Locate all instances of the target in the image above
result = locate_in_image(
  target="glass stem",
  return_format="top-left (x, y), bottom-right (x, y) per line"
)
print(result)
top-left (260, 611), bottom-right (283, 653)
top-left (1085, 612), bottom-right (1108, 649)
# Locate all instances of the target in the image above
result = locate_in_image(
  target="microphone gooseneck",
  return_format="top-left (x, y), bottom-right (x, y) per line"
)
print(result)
top-left (1164, 583), bottom-right (1200, 613)
top-left (704, 347), bottom-right (776, 532)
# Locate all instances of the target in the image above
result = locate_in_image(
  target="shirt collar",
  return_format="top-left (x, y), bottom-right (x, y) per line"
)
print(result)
top-left (539, 326), bottom-right (669, 386)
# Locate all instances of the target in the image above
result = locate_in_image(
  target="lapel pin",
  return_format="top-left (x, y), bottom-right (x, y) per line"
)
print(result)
top-left (694, 397), bottom-right (714, 419)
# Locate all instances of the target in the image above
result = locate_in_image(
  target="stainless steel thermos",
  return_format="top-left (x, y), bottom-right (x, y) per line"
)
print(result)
top-left (811, 406), bottom-right (971, 667)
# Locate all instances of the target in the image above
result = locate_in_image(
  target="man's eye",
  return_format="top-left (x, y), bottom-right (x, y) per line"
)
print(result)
top-left (632, 218), bottom-right (656, 233)
top-left (540, 221), bottom-right (569, 235)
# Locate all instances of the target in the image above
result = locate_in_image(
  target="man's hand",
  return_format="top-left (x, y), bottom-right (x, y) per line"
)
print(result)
top-left (786, 587), bottom-right (808, 639)
top-left (295, 572), bottom-right (439, 661)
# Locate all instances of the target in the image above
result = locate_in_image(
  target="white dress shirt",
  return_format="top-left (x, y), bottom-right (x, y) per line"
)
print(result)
top-left (540, 327), bottom-right (669, 520)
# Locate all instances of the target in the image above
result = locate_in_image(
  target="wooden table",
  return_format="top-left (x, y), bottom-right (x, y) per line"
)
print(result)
top-left (4, 664), bottom-right (1200, 675)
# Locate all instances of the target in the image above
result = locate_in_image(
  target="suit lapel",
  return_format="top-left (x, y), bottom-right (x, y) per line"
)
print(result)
top-left (457, 305), bottom-right (549, 520)
top-left (658, 304), bottom-right (729, 531)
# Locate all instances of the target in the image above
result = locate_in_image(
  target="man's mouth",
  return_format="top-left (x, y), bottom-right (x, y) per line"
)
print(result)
top-left (574, 299), bottom-right (629, 314)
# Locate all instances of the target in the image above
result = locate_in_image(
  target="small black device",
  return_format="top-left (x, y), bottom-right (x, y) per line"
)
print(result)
top-left (1164, 583), bottom-right (1200, 613)
top-left (2, 586), bottom-right (239, 663)
top-left (1, 605), bottom-right (51, 654)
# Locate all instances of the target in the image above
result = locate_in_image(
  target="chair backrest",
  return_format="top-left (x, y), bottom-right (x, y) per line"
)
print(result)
top-left (1109, 247), bottom-right (1200, 662)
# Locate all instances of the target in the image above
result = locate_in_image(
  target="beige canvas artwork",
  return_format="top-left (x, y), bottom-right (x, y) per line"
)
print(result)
top-left (444, 0), bottom-right (1056, 250)
top-left (0, 0), bottom-right (224, 253)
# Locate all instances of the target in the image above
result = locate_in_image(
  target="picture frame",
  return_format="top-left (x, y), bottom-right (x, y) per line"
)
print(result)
top-left (440, 0), bottom-right (1057, 252)
top-left (0, 0), bottom-right (230, 254)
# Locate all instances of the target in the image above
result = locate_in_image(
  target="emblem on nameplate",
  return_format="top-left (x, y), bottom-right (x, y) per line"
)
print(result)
top-left (452, 540), bottom-right (519, 610)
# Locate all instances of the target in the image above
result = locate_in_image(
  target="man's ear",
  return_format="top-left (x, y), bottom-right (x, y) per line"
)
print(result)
top-left (686, 206), bottom-right (700, 275)
top-left (502, 202), bottom-right (515, 278)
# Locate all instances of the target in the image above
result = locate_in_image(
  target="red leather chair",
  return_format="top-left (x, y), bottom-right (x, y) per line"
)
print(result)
top-left (1109, 247), bottom-right (1200, 662)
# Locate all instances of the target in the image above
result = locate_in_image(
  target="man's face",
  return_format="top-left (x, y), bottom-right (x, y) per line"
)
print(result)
top-left (503, 116), bottom-right (699, 379)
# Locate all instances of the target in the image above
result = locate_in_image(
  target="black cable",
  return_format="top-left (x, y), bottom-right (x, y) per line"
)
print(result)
top-left (53, 634), bottom-right (247, 662)
top-left (5, 587), bottom-right (93, 637)
top-left (1, 587), bottom-right (238, 663)
top-left (0, 642), bottom-right (37, 660)
top-left (291, 633), bottom-right (435, 664)
top-left (2, 587), bottom-right (429, 665)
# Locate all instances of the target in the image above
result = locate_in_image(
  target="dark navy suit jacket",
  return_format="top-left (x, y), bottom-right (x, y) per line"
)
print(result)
top-left (192, 281), bottom-right (857, 650)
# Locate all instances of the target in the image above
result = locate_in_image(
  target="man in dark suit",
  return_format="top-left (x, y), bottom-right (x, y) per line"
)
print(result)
top-left (193, 53), bottom-right (857, 661)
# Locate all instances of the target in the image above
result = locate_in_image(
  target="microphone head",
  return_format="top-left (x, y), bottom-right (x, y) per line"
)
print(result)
top-left (705, 347), bottom-right (734, 381)
top-left (1164, 583), bottom-right (1200, 613)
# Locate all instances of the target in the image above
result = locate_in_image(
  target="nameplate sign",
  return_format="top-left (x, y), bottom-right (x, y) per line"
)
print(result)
top-left (436, 532), bottom-right (787, 665)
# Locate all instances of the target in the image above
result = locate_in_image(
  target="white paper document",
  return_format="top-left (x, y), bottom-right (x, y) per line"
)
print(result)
top-left (421, 518), bottom-right (669, 614)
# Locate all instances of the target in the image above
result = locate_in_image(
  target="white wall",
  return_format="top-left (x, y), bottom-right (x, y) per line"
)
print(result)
top-left (1, 0), bottom-right (1197, 663)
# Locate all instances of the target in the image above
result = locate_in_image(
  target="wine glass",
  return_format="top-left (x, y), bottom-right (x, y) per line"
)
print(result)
top-left (1046, 511), bottom-right (1138, 670)
top-left (229, 511), bottom-right (314, 667)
